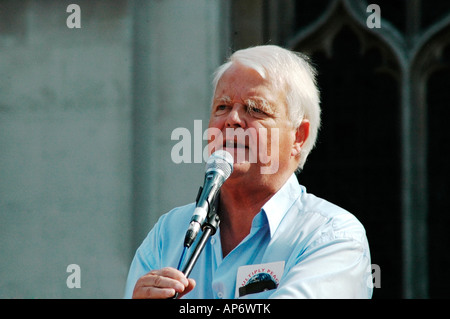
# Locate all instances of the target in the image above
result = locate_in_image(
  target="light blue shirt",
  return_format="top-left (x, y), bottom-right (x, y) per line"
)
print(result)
top-left (124, 174), bottom-right (373, 299)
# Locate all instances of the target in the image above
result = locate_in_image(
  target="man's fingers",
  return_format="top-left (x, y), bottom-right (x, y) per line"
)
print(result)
top-left (132, 267), bottom-right (191, 299)
top-left (134, 286), bottom-right (177, 299)
top-left (156, 267), bottom-right (189, 287)
top-left (177, 278), bottom-right (196, 299)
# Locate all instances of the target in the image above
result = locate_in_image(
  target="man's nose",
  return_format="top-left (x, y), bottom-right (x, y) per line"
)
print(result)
top-left (225, 104), bottom-right (246, 128)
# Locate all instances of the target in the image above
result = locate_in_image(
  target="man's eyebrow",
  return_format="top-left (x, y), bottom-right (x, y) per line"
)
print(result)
top-left (245, 97), bottom-right (275, 114)
top-left (213, 96), bottom-right (276, 115)
top-left (214, 96), bottom-right (232, 104)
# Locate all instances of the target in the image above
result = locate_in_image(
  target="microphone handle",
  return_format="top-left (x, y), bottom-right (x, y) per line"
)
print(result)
top-left (173, 212), bottom-right (220, 299)
top-left (182, 226), bottom-right (214, 278)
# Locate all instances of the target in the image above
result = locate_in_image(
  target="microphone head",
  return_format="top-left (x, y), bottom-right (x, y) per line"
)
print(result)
top-left (206, 150), bottom-right (234, 180)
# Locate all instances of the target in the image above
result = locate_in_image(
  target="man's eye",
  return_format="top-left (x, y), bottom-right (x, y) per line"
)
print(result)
top-left (248, 106), bottom-right (265, 116)
top-left (215, 105), bottom-right (228, 114)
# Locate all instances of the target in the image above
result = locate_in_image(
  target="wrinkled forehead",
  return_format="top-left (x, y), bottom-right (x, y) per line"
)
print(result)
top-left (213, 63), bottom-right (288, 113)
top-left (214, 63), bottom-right (276, 97)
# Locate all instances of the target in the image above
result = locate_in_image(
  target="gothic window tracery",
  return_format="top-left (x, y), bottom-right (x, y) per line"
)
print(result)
top-left (230, 0), bottom-right (450, 298)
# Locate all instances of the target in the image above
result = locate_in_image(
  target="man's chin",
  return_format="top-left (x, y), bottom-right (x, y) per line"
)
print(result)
top-left (230, 161), bottom-right (250, 169)
top-left (228, 162), bottom-right (269, 181)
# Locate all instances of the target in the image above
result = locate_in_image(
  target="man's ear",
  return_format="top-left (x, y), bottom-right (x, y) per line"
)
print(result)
top-left (291, 119), bottom-right (310, 157)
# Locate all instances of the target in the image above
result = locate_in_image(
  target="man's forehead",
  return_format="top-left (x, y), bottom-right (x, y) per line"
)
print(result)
top-left (214, 94), bottom-right (274, 106)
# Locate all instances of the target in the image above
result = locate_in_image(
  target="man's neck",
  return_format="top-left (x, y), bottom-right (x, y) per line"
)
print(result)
top-left (218, 173), bottom-right (291, 257)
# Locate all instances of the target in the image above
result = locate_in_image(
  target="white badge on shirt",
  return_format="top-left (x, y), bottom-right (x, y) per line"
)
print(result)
top-left (235, 261), bottom-right (285, 298)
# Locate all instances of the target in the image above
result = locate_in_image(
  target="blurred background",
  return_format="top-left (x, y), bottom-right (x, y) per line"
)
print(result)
top-left (1, 0), bottom-right (449, 299)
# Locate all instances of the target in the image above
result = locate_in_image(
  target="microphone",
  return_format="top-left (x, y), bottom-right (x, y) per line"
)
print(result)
top-left (184, 150), bottom-right (233, 248)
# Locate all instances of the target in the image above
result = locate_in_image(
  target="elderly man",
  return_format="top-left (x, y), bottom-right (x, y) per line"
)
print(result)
top-left (124, 45), bottom-right (372, 299)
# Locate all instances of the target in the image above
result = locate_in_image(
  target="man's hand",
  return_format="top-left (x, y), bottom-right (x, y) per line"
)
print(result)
top-left (132, 267), bottom-right (196, 299)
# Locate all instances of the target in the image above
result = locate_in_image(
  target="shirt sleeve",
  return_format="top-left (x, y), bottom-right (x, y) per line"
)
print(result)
top-left (123, 218), bottom-right (164, 299)
top-left (271, 206), bottom-right (373, 299)
top-left (269, 235), bottom-right (373, 299)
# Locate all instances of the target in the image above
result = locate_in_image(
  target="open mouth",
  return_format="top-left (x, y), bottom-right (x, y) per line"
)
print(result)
top-left (222, 138), bottom-right (251, 164)
top-left (223, 139), bottom-right (249, 149)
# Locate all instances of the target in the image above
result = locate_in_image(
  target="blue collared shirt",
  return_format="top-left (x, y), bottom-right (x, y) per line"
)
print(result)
top-left (124, 174), bottom-right (373, 299)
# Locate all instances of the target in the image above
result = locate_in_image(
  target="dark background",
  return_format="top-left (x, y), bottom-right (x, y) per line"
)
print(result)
top-left (230, 0), bottom-right (450, 299)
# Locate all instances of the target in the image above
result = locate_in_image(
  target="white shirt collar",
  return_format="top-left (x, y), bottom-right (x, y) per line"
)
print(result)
top-left (261, 173), bottom-right (302, 237)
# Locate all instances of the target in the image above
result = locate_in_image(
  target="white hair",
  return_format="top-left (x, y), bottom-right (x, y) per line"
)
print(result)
top-left (212, 45), bottom-right (321, 170)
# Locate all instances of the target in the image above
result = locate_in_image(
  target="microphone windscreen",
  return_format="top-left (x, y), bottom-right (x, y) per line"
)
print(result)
top-left (205, 150), bottom-right (233, 180)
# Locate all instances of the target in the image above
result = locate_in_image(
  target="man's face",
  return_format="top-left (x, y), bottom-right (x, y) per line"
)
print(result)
top-left (207, 63), bottom-right (298, 180)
